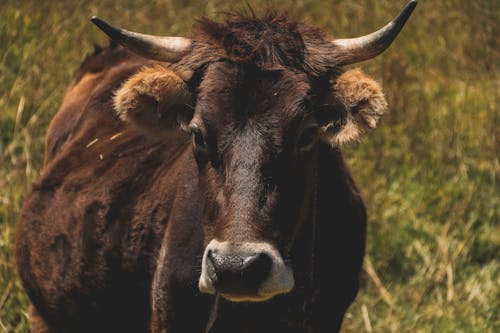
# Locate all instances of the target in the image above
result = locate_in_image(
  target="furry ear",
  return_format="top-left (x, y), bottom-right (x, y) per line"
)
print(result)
top-left (114, 65), bottom-right (192, 138)
top-left (318, 69), bottom-right (387, 146)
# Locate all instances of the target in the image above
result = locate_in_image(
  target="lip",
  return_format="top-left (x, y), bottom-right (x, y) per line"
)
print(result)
top-left (199, 271), bottom-right (294, 302)
top-left (218, 292), bottom-right (275, 303)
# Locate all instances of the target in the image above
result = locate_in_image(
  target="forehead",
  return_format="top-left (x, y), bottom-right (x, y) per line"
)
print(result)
top-left (195, 61), bottom-right (312, 128)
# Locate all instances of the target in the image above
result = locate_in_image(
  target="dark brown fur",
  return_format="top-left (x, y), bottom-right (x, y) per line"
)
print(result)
top-left (169, 11), bottom-right (343, 78)
top-left (16, 11), bottom-right (382, 333)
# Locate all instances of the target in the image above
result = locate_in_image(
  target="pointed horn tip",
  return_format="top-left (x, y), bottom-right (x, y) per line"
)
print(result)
top-left (395, 0), bottom-right (418, 28)
top-left (90, 16), bottom-right (108, 30)
top-left (396, 0), bottom-right (418, 24)
top-left (90, 16), bottom-right (121, 40)
top-left (406, 0), bottom-right (418, 12)
top-left (90, 16), bottom-right (103, 25)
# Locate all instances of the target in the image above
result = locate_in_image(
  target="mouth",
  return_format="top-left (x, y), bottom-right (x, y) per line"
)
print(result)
top-left (199, 283), bottom-right (283, 302)
top-left (199, 280), bottom-right (293, 303)
top-left (218, 292), bottom-right (276, 302)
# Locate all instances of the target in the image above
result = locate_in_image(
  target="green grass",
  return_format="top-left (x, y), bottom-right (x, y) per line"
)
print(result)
top-left (0, 0), bottom-right (498, 332)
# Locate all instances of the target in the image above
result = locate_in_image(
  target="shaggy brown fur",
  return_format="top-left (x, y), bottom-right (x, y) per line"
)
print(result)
top-left (195, 12), bottom-right (310, 69)
top-left (169, 11), bottom-right (343, 78)
top-left (322, 69), bottom-right (387, 145)
top-left (114, 65), bottom-right (192, 137)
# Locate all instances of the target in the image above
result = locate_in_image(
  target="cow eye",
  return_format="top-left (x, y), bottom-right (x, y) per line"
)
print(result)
top-left (190, 126), bottom-right (207, 152)
top-left (297, 126), bottom-right (318, 151)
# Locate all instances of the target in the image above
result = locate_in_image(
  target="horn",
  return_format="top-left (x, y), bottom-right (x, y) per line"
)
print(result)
top-left (332, 0), bottom-right (417, 65)
top-left (91, 16), bottom-right (191, 63)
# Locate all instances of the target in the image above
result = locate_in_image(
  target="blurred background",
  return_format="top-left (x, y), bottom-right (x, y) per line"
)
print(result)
top-left (0, 0), bottom-right (497, 332)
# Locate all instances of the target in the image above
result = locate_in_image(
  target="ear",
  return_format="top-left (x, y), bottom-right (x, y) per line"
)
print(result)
top-left (114, 65), bottom-right (192, 138)
top-left (318, 69), bottom-right (388, 146)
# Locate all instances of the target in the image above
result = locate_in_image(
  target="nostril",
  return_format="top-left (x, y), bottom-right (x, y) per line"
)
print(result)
top-left (207, 249), bottom-right (213, 260)
top-left (242, 253), bottom-right (272, 284)
top-left (207, 249), bottom-right (220, 266)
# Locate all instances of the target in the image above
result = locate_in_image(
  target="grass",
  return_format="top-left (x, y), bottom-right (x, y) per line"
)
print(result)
top-left (0, 0), bottom-right (498, 332)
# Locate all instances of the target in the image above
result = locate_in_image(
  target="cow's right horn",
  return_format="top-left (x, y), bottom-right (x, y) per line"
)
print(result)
top-left (91, 16), bottom-right (192, 63)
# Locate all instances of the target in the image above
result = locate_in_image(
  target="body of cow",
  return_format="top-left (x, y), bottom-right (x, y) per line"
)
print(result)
top-left (16, 2), bottom-right (417, 332)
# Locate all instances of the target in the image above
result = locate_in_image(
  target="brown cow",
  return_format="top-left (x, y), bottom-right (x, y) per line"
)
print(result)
top-left (16, 1), bottom-right (417, 332)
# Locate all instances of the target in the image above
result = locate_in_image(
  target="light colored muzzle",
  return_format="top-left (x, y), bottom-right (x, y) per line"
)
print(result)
top-left (198, 239), bottom-right (294, 302)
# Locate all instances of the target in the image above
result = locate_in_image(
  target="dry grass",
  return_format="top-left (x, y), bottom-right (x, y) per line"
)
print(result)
top-left (0, 0), bottom-right (498, 332)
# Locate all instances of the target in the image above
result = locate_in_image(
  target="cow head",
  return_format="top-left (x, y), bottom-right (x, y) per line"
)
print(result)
top-left (93, 1), bottom-right (416, 302)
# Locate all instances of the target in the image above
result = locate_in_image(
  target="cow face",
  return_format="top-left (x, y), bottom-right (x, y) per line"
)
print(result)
top-left (114, 62), bottom-right (386, 301)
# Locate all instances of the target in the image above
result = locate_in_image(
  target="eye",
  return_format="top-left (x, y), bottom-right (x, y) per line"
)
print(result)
top-left (190, 125), bottom-right (207, 152)
top-left (297, 126), bottom-right (318, 151)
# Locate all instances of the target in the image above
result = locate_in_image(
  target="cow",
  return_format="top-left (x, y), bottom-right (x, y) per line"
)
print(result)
top-left (15, 1), bottom-right (417, 332)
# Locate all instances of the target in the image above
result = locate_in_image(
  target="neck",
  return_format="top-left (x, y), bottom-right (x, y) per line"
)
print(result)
top-left (283, 147), bottom-right (320, 330)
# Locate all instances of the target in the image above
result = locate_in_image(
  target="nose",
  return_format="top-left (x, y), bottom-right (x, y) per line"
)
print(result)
top-left (206, 250), bottom-right (272, 294)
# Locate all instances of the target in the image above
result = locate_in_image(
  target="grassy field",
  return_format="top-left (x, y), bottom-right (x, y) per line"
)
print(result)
top-left (0, 0), bottom-right (498, 332)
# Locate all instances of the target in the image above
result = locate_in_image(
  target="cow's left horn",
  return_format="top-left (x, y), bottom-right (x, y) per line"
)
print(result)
top-left (332, 0), bottom-right (417, 66)
top-left (91, 16), bottom-right (191, 63)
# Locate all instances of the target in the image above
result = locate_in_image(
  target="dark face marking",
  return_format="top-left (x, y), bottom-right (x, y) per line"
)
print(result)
top-left (193, 61), bottom-right (330, 300)
top-left (191, 61), bottom-right (323, 249)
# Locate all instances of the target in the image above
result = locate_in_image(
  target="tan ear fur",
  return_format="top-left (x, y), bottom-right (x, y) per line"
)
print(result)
top-left (319, 69), bottom-right (387, 146)
top-left (114, 65), bottom-right (192, 138)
